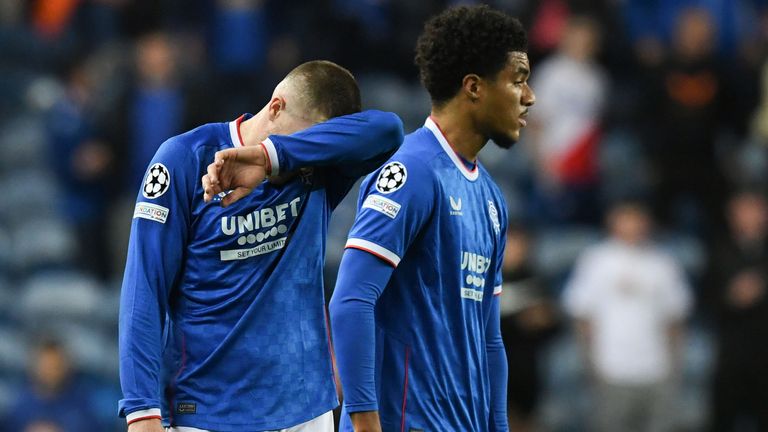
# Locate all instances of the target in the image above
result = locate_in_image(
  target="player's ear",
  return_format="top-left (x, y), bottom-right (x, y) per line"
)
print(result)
top-left (267, 96), bottom-right (286, 121)
top-left (462, 74), bottom-right (482, 102)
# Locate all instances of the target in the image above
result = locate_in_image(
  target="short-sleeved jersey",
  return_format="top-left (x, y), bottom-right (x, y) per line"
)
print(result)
top-left (341, 118), bottom-right (508, 431)
top-left (119, 111), bottom-right (402, 431)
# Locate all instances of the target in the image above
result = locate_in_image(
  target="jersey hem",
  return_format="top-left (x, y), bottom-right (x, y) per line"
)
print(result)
top-left (169, 403), bottom-right (336, 431)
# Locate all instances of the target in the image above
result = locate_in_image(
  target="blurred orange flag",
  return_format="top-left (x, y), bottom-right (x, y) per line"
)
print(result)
top-left (32, 0), bottom-right (82, 39)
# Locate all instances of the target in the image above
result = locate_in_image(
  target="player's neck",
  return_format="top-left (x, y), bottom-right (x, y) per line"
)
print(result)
top-left (239, 110), bottom-right (270, 146)
top-left (430, 105), bottom-right (486, 162)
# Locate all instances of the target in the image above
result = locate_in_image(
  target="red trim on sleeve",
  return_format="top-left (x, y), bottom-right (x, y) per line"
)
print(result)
top-left (127, 415), bottom-right (162, 425)
top-left (345, 245), bottom-right (397, 267)
top-left (260, 142), bottom-right (273, 175)
top-left (234, 115), bottom-right (246, 147)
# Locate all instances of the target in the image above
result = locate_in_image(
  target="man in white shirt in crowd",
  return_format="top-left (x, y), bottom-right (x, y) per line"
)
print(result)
top-left (563, 200), bottom-right (692, 432)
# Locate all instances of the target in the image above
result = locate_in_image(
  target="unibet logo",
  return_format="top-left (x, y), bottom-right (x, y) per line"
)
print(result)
top-left (460, 251), bottom-right (491, 274)
top-left (218, 196), bottom-right (302, 260)
top-left (460, 251), bottom-right (491, 302)
top-left (220, 196), bottom-right (301, 244)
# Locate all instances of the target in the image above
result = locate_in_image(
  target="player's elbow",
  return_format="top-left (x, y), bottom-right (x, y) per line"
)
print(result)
top-left (328, 291), bottom-right (352, 324)
top-left (369, 111), bottom-right (404, 151)
top-left (485, 336), bottom-right (505, 352)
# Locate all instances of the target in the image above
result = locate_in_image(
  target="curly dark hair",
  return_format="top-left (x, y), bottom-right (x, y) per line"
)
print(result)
top-left (415, 5), bottom-right (527, 105)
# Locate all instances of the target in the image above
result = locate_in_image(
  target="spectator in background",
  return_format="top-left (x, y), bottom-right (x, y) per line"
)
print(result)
top-left (706, 190), bottom-right (768, 431)
top-left (643, 7), bottom-right (727, 235)
top-left (563, 200), bottom-right (691, 432)
top-left (5, 339), bottom-right (92, 432)
top-left (209, 0), bottom-right (269, 116)
top-left (107, 30), bottom-right (213, 197)
top-left (127, 32), bottom-right (185, 189)
top-left (526, 15), bottom-right (607, 224)
top-left (47, 55), bottom-right (115, 280)
top-left (499, 225), bottom-right (559, 432)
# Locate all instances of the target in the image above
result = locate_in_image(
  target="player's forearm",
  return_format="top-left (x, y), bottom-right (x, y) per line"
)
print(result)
top-left (118, 226), bottom-right (177, 418)
top-left (265, 110), bottom-right (403, 175)
top-left (486, 300), bottom-right (509, 432)
top-left (350, 410), bottom-right (383, 432)
top-left (118, 280), bottom-right (166, 418)
top-left (329, 248), bottom-right (394, 412)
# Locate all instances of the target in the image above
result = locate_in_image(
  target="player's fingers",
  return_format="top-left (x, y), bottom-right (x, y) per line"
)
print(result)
top-left (221, 187), bottom-right (251, 208)
top-left (202, 175), bottom-right (212, 202)
top-left (206, 161), bottom-right (224, 192)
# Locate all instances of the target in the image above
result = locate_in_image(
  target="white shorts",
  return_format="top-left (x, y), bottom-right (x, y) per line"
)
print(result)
top-left (166, 410), bottom-right (334, 432)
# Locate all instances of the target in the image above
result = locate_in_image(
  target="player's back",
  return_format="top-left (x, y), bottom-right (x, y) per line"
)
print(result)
top-left (343, 119), bottom-right (507, 431)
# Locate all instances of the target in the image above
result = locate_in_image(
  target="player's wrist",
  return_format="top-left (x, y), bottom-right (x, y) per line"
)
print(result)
top-left (127, 417), bottom-right (163, 432)
top-left (260, 138), bottom-right (280, 176)
top-left (350, 410), bottom-right (382, 432)
top-left (125, 408), bottom-right (162, 425)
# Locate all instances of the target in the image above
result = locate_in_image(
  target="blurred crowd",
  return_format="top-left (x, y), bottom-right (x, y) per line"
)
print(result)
top-left (0, 0), bottom-right (767, 431)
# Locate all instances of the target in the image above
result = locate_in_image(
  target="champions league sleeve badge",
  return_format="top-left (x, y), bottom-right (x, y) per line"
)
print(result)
top-left (142, 163), bottom-right (171, 199)
top-left (375, 161), bottom-right (407, 194)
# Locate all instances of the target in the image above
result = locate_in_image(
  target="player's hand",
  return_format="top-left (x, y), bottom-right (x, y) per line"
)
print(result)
top-left (202, 146), bottom-right (269, 207)
top-left (127, 418), bottom-right (164, 432)
top-left (350, 411), bottom-right (382, 432)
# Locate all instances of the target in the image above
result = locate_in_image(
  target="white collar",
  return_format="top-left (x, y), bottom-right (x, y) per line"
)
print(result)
top-left (424, 117), bottom-right (479, 181)
top-left (228, 115), bottom-right (247, 147)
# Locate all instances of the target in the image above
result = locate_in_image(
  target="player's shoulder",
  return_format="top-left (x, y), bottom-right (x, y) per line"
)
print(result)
top-left (478, 164), bottom-right (504, 193)
top-left (390, 128), bottom-right (444, 174)
top-left (155, 122), bottom-right (230, 163)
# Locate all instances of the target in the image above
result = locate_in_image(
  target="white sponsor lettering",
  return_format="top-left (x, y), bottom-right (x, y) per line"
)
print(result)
top-left (460, 250), bottom-right (492, 300)
top-left (237, 214), bottom-right (254, 233)
top-left (362, 195), bottom-right (401, 219)
top-left (461, 251), bottom-right (491, 273)
top-left (220, 237), bottom-right (287, 261)
top-left (133, 202), bottom-right (169, 224)
top-left (220, 197), bottom-right (302, 236)
top-left (221, 217), bottom-right (236, 235)
top-left (461, 288), bottom-right (484, 302)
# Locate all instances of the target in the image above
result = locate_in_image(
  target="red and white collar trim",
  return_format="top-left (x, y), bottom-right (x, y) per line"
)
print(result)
top-left (228, 115), bottom-right (247, 147)
top-left (424, 117), bottom-right (479, 181)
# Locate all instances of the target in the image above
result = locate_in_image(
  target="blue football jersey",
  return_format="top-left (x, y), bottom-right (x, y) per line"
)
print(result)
top-left (340, 118), bottom-right (508, 431)
top-left (118, 110), bottom-right (403, 431)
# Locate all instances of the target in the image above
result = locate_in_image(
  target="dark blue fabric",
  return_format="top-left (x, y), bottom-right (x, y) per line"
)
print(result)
top-left (329, 248), bottom-right (394, 412)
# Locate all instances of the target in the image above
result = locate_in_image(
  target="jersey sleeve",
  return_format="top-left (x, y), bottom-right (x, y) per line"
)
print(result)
top-left (344, 156), bottom-right (436, 267)
top-left (118, 137), bottom-right (196, 421)
top-left (492, 201), bottom-right (508, 296)
top-left (485, 298), bottom-right (509, 432)
top-left (486, 197), bottom-right (509, 431)
top-left (261, 110), bottom-right (403, 177)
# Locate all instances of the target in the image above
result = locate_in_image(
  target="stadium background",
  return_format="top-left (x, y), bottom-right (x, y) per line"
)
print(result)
top-left (0, 0), bottom-right (767, 430)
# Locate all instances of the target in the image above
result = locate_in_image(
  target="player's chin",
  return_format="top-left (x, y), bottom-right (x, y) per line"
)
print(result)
top-left (491, 130), bottom-right (519, 149)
